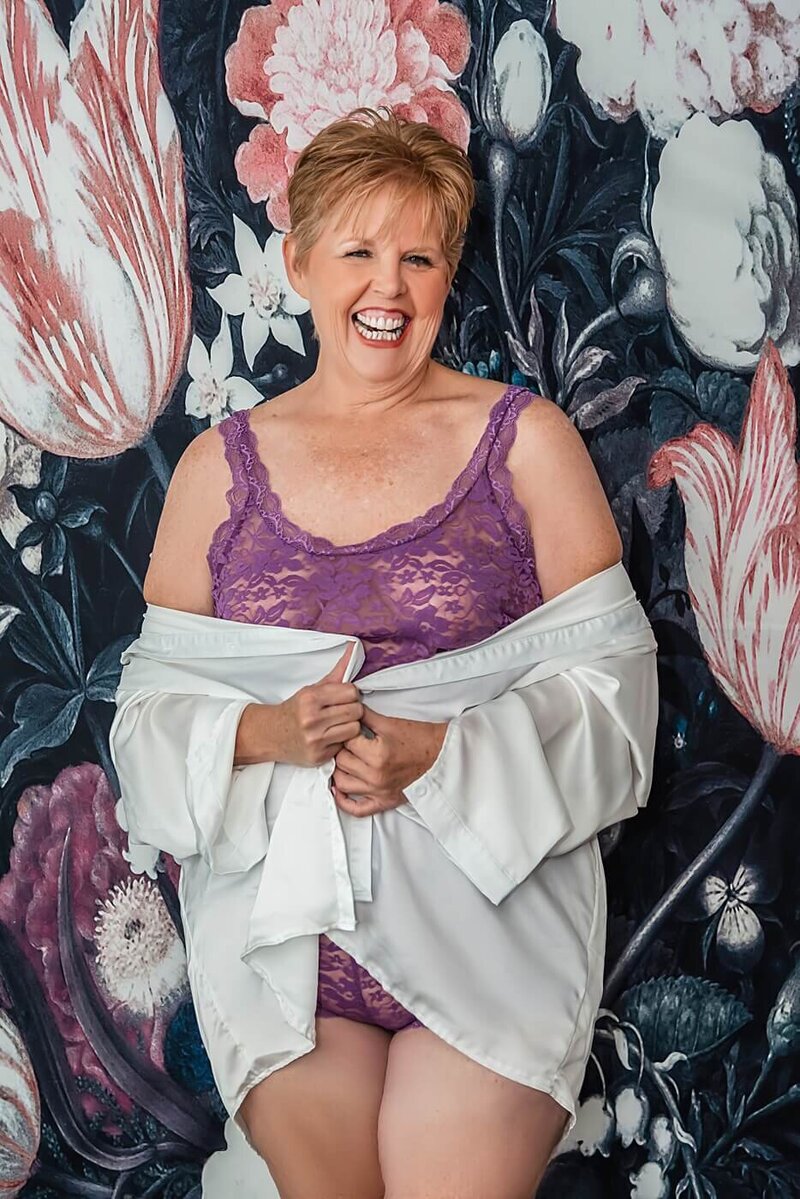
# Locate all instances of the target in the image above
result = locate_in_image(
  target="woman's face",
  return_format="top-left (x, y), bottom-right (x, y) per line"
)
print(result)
top-left (284, 187), bottom-right (452, 389)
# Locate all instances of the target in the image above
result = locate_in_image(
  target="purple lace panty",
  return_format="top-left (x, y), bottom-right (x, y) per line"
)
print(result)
top-left (316, 934), bottom-right (425, 1031)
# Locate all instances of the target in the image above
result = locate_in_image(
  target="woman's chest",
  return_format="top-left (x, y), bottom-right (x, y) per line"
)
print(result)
top-left (212, 505), bottom-right (541, 671)
top-left (248, 405), bottom-right (492, 547)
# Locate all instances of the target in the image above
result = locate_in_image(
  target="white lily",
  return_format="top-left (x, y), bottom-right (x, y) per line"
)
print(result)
top-left (209, 216), bottom-right (309, 370)
top-left (185, 314), bottom-right (262, 424)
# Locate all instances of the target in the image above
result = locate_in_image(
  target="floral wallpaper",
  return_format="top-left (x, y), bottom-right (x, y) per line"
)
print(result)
top-left (0, 1), bottom-right (799, 1197)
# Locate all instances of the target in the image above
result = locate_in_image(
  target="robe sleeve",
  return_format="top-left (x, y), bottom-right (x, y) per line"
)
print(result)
top-left (401, 636), bottom-right (659, 904)
top-left (108, 690), bottom-right (274, 873)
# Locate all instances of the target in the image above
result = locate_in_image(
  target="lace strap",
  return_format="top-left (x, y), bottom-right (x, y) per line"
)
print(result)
top-left (486, 387), bottom-right (538, 559)
top-left (219, 408), bottom-right (261, 514)
top-left (207, 410), bottom-right (259, 595)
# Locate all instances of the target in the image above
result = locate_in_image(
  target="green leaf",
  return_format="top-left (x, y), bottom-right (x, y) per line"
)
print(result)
top-left (86, 635), bottom-right (137, 702)
top-left (618, 976), bottom-right (751, 1064)
top-left (0, 684), bottom-right (83, 786)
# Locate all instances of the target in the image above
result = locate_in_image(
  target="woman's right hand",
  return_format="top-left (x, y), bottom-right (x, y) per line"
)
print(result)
top-left (273, 647), bottom-right (364, 768)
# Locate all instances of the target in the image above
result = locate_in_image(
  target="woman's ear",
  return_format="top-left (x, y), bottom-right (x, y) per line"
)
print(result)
top-left (282, 234), bottom-right (308, 300)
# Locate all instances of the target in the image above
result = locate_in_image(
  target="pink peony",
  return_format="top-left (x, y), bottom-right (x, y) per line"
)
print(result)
top-left (225, 0), bottom-right (471, 230)
top-left (0, 763), bottom-right (184, 1127)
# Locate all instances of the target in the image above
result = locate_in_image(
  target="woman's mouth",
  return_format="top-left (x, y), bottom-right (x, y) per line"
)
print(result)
top-left (352, 313), bottom-right (411, 346)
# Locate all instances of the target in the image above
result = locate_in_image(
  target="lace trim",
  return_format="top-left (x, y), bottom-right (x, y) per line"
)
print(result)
top-left (486, 388), bottom-right (538, 565)
top-left (233, 384), bottom-right (529, 558)
top-left (206, 411), bottom-right (258, 607)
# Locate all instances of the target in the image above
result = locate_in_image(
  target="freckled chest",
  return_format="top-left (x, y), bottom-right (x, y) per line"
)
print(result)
top-left (263, 420), bottom-right (453, 544)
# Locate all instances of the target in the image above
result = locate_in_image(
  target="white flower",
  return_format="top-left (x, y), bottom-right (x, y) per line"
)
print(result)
top-left (652, 114), bottom-right (800, 369)
top-left (648, 1114), bottom-right (676, 1168)
top-left (558, 1093), bottom-right (616, 1157)
top-left (94, 876), bottom-right (187, 1015)
top-left (488, 20), bottom-right (551, 150)
top-left (614, 1084), bottom-right (650, 1148)
top-left (695, 860), bottom-right (770, 972)
top-left (630, 1160), bottom-right (669, 1199)
top-left (208, 216), bottom-right (309, 370)
top-left (185, 313), bottom-right (262, 424)
top-left (202, 1117), bottom-right (279, 1198)
top-left (556, 0), bottom-right (800, 140)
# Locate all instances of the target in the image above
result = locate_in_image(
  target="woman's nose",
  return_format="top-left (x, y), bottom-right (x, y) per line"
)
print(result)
top-left (372, 260), bottom-right (406, 297)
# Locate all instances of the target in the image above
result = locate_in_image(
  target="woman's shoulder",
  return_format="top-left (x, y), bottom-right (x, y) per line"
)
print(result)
top-left (432, 366), bottom-right (542, 412)
top-left (421, 367), bottom-right (537, 431)
top-left (501, 390), bottom-right (623, 601)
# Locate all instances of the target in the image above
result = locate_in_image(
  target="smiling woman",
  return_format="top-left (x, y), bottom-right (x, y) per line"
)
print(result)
top-left (133, 106), bottom-right (644, 1199)
top-left (275, 107), bottom-right (473, 378)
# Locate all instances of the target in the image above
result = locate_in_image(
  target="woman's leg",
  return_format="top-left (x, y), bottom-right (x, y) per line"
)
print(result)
top-left (378, 1026), bottom-right (570, 1199)
top-left (239, 1015), bottom-right (392, 1199)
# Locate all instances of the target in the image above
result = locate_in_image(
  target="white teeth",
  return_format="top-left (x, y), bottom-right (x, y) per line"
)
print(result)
top-left (360, 325), bottom-right (403, 341)
top-left (355, 313), bottom-right (406, 331)
top-left (353, 313), bottom-right (407, 342)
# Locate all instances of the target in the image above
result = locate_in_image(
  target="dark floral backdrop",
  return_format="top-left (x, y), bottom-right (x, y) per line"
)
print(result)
top-left (1, 0), bottom-right (799, 1195)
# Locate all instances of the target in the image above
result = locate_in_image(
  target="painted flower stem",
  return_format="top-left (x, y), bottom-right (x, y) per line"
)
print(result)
top-left (603, 742), bottom-right (782, 1006)
top-left (140, 431), bottom-right (172, 496)
top-left (645, 586), bottom-right (690, 615)
top-left (744, 1051), bottom-right (775, 1116)
top-left (702, 1083), bottom-right (800, 1166)
top-left (648, 1065), bottom-right (704, 1199)
top-left (487, 141), bottom-right (525, 348)
top-left (563, 307), bottom-right (618, 375)
top-left (68, 546), bottom-right (85, 678)
top-left (106, 537), bottom-right (144, 592)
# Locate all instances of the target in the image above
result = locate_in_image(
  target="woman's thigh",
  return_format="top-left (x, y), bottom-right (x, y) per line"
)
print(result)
top-left (377, 1026), bottom-right (570, 1199)
top-left (238, 1015), bottom-right (392, 1199)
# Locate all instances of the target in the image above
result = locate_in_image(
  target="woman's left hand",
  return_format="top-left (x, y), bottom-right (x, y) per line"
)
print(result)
top-left (331, 705), bottom-right (448, 818)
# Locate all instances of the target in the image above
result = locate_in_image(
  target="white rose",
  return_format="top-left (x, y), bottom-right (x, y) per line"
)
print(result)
top-left (651, 113), bottom-right (800, 369)
top-left (555, 0), bottom-right (800, 140)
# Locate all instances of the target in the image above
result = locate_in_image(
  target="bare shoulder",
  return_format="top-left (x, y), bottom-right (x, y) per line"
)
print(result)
top-left (508, 393), bottom-right (623, 602)
top-left (142, 420), bottom-right (234, 615)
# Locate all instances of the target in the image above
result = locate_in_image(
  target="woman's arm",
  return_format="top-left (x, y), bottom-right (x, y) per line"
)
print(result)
top-left (140, 428), bottom-right (286, 768)
top-left (142, 425), bottom-right (229, 616)
top-left (234, 703), bottom-right (282, 766)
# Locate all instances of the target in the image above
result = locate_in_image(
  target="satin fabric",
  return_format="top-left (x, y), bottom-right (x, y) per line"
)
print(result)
top-left (109, 561), bottom-right (658, 1131)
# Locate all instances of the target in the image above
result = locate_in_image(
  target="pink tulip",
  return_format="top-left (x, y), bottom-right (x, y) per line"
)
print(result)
top-left (649, 340), bottom-right (800, 754)
top-left (0, 0), bottom-right (190, 458)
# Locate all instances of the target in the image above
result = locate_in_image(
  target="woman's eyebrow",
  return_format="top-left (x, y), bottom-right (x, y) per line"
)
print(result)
top-left (340, 236), bottom-right (440, 253)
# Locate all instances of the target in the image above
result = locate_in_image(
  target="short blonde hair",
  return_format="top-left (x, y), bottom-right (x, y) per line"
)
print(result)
top-left (286, 106), bottom-right (475, 280)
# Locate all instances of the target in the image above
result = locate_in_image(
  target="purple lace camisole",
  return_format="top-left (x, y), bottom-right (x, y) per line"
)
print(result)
top-left (207, 383), bottom-right (543, 1032)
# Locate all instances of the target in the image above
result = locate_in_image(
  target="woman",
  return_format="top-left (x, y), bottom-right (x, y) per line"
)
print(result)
top-left (142, 108), bottom-right (626, 1197)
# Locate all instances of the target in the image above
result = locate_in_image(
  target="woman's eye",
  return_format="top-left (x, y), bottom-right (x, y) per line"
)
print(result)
top-left (344, 250), bottom-right (432, 265)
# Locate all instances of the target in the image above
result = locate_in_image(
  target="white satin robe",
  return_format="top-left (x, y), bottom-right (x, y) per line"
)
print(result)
top-left (108, 561), bottom-right (659, 1134)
